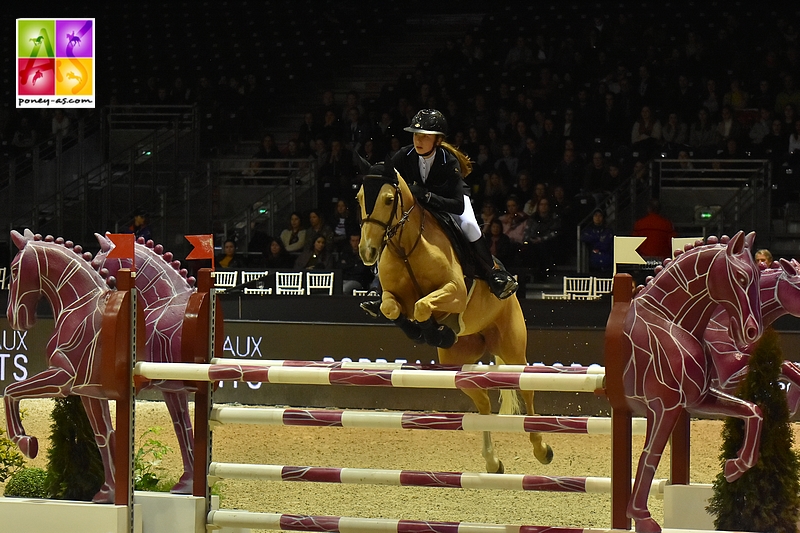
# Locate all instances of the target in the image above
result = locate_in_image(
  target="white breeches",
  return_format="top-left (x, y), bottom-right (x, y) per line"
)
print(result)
top-left (456, 195), bottom-right (482, 242)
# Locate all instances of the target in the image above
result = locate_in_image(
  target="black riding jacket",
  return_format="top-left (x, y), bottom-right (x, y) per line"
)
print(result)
top-left (390, 145), bottom-right (469, 215)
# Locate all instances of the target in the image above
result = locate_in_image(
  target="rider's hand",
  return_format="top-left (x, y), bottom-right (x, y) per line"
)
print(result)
top-left (408, 183), bottom-right (427, 201)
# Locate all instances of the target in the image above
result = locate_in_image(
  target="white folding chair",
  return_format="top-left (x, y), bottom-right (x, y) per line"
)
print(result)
top-left (275, 272), bottom-right (304, 295)
top-left (212, 270), bottom-right (238, 293)
top-left (541, 291), bottom-right (571, 300)
top-left (564, 276), bottom-right (597, 300)
top-left (593, 276), bottom-right (613, 297)
top-left (241, 270), bottom-right (272, 295)
top-left (0, 267), bottom-right (7, 290)
top-left (352, 289), bottom-right (370, 296)
top-left (306, 271), bottom-right (335, 295)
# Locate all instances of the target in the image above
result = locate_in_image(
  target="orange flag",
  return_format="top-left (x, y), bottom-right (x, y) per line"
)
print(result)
top-left (185, 234), bottom-right (215, 268)
top-left (107, 233), bottom-right (135, 269)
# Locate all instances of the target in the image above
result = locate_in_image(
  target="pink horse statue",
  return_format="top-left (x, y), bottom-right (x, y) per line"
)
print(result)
top-left (92, 234), bottom-right (197, 494)
top-left (705, 258), bottom-right (800, 415)
top-left (5, 230), bottom-right (117, 502)
top-left (623, 231), bottom-right (763, 533)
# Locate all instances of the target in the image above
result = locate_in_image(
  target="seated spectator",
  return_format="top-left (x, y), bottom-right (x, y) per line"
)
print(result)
top-left (551, 184), bottom-right (575, 228)
top-left (630, 105), bottom-right (662, 160)
top-left (215, 239), bottom-right (245, 270)
top-left (510, 171), bottom-right (535, 205)
top-left (523, 181), bottom-right (548, 216)
top-left (337, 234), bottom-right (374, 294)
top-left (127, 207), bottom-right (152, 242)
top-left (330, 200), bottom-right (359, 254)
top-left (500, 195), bottom-right (528, 247)
top-left (479, 201), bottom-right (499, 235)
top-left (632, 199), bottom-right (677, 260)
top-left (294, 235), bottom-right (334, 270)
top-left (552, 148), bottom-right (584, 199)
top-left (52, 109), bottom-right (70, 137)
top-left (723, 78), bottom-right (750, 110)
top-left (244, 134), bottom-right (281, 176)
top-left (689, 107), bottom-right (719, 158)
top-left (580, 208), bottom-right (614, 274)
top-left (263, 238), bottom-right (294, 269)
top-left (280, 212), bottom-right (307, 253)
top-left (749, 107), bottom-right (773, 152)
top-left (305, 209), bottom-right (335, 251)
top-left (297, 112), bottom-right (320, 150)
top-left (318, 139), bottom-right (356, 207)
top-left (754, 249), bottom-right (773, 266)
top-left (480, 171), bottom-right (510, 213)
top-left (661, 112), bottom-right (688, 155)
top-left (715, 104), bottom-right (743, 149)
top-left (495, 142), bottom-right (519, 179)
top-left (487, 219), bottom-right (515, 268)
top-left (521, 197), bottom-right (563, 280)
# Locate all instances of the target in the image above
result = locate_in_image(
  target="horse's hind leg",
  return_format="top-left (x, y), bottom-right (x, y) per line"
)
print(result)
top-left (438, 336), bottom-right (503, 474)
top-left (3, 365), bottom-right (74, 458)
top-left (163, 390), bottom-right (195, 493)
top-left (80, 396), bottom-right (116, 503)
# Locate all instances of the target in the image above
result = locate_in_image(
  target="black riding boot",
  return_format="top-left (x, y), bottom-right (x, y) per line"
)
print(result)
top-left (471, 236), bottom-right (518, 300)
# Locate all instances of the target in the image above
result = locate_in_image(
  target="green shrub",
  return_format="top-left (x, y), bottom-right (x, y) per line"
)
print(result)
top-left (134, 427), bottom-right (172, 492)
top-left (707, 328), bottom-right (800, 533)
top-left (45, 396), bottom-right (105, 501)
top-left (4, 467), bottom-right (48, 498)
top-left (0, 427), bottom-right (26, 483)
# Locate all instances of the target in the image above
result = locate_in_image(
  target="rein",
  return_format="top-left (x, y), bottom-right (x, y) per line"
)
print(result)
top-left (362, 183), bottom-right (426, 298)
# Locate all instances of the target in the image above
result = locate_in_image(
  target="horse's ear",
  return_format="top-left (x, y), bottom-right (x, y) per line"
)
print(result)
top-left (780, 258), bottom-right (796, 276)
top-left (383, 157), bottom-right (398, 185)
top-left (23, 228), bottom-right (35, 240)
top-left (11, 230), bottom-right (29, 250)
top-left (95, 232), bottom-right (111, 252)
top-left (356, 154), bottom-right (371, 175)
top-left (726, 230), bottom-right (745, 256)
top-left (744, 231), bottom-right (756, 250)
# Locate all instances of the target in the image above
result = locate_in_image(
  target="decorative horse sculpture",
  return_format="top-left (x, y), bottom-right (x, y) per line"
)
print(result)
top-left (92, 234), bottom-right (196, 493)
top-left (623, 233), bottom-right (763, 533)
top-left (356, 161), bottom-right (552, 474)
top-left (5, 230), bottom-right (117, 502)
top-left (705, 258), bottom-right (800, 415)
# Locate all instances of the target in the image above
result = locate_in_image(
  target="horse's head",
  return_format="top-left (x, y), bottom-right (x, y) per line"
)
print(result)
top-left (355, 159), bottom-right (413, 266)
top-left (707, 231), bottom-right (762, 350)
top-left (771, 258), bottom-right (800, 317)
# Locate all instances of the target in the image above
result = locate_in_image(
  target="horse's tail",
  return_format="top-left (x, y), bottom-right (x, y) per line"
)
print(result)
top-left (495, 355), bottom-right (523, 415)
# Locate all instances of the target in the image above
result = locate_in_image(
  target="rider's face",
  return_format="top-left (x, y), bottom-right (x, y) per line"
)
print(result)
top-left (413, 133), bottom-right (437, 155)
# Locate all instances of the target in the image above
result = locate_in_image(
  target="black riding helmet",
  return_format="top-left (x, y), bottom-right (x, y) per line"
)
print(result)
top-left (404, 109), bottom-right (448, 136)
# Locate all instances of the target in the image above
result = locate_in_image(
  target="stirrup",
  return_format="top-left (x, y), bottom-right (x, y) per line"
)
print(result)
top-left (360, 300), bottom-right (384, 318)
top-left (487, 270), bottom-right (518, 300)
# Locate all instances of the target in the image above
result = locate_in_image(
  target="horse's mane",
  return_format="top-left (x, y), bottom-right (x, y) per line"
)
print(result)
top-left (632, 235), bottom-right (751, 296)
top-left (92, 235), bottom-right (196, 289)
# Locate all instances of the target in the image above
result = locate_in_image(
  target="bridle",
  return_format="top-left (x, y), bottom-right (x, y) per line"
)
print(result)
top-left (360, 181), bottom-right (426, 297)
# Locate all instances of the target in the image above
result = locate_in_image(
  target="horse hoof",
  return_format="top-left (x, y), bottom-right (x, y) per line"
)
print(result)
top-left (170, 474), bottom-right (193, 494)
top-left (633, 517), bottom-right (662, 533)
top-left (17, 436), bottom-right (38, 459)
top-left (724, 459), bottom-right (746, 482)
top-left (536, 444), bottom-right (554, 465)
top-left (92, 484), bottom-right (114, 504)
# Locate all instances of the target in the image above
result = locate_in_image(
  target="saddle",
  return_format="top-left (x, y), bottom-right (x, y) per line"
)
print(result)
top-left (424, 207), bottom-right (477, 283)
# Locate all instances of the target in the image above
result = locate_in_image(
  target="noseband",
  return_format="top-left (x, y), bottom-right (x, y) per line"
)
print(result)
top-left (360, 182), bottom-right (426, 297)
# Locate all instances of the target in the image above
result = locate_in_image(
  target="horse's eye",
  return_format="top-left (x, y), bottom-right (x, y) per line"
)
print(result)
top-left (10, 265), bottom-right (18, 281)
top-left (738, 273), bottom-right (747, 286)
top-left (384, 195), bottom-right (394, 205)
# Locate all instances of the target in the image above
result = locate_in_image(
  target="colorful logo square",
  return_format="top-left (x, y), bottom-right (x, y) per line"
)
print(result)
top-left (16, 18), bottom-right (95, 108)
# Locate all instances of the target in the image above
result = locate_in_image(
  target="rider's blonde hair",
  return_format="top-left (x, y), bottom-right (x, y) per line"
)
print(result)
top-left (439, 140), bottom-right (473, 177)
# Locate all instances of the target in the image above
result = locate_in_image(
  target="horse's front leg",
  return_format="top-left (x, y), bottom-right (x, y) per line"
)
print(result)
top-left (379, 290), bottom-right (403, 321)
top-left (81, 396), bottom-right (116, 503)
top-left (3, 365), bottom-right (74, 458)
top-left (413, 279), bottom-right (465, 323)
top-left (692, 388), bottom-right (763, 481)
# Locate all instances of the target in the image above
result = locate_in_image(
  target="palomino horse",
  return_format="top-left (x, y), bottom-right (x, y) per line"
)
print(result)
top-left (5, 230), bottom-right (117, 502)
top-left (356, 161), bottom-right (552, 473)
top-left (92, 234), bottom-right (196, 493)
top-left (705, 258), bottom-right (800, 415)
top-left (623, 233), bottom-right (763, 533)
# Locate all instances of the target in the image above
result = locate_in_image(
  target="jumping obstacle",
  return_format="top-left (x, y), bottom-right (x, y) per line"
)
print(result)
top-left (210, 406), bottom-right (648, 435)
top-left (125, 272), bottom-right (700, 532)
